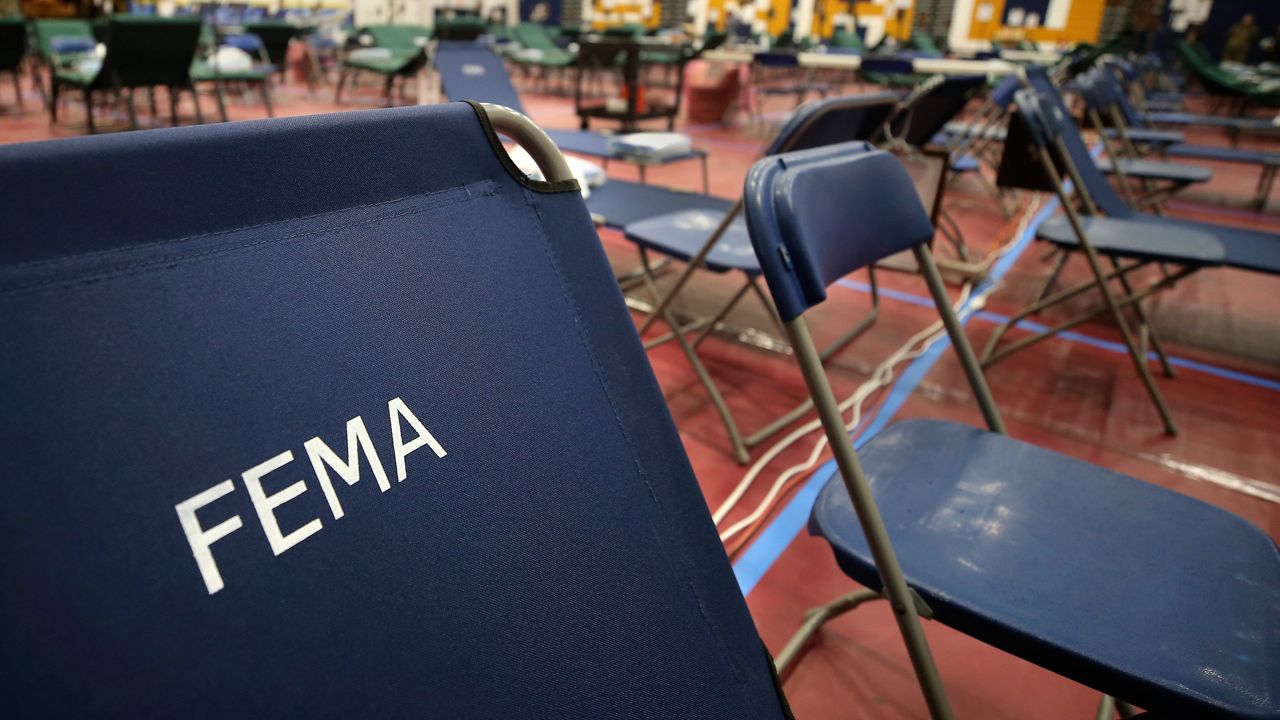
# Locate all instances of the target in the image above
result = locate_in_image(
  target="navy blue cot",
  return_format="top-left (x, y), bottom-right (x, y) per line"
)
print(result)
top-left (0, 102), bottom-right (791, 718)
top-left (433, 40), bottom-right (710, 188)
top-left (741, 140), bottom-right (1280, 720)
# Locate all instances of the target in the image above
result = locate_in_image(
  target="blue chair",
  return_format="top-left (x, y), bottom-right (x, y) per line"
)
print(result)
top-left (620, 93), bottom-right (898, 463)
top-left (741, 139), bottom-right (1280, 720)
top-left (1093, 64), bottom-right (1279, 210)
top-left (0, 102), bottom-right (792, 718)
top-left (982, 68), bottom-right (1280, 436)
top-left (1074, 68), bottom-right (1212, 209)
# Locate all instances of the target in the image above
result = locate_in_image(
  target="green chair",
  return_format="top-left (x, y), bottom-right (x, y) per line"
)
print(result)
top-left (908, 34), bottom-right (942, 56)
top-left (51, 16), bottom-right (203, 133)
top-left (829, 28), bottom-right (867, 52)
top-left (335, 24), bottom-right (429, 106)
top-left (507, 22), bottom-right (573, 68)
top-left (31, 18), bottom-right (95, 111)
top-left (0, 17), bottom-right (24, 112)
top-left (189, 31), bottom-right (275, 119)
top-left (244, 20), bottom-right (299, 80)
top-left (1177, 40), bottom-right (1280, 111)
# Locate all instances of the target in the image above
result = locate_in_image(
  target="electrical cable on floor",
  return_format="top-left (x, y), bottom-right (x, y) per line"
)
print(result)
top-left (716, 195), bottom-right (1042, 553)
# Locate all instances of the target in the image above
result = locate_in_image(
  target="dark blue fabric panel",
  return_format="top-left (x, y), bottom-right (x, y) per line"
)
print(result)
top-left (0, 104), bottom-right (786, 718)
top-left (1036, 215), bottom-right (1224, 265)
top-left (624, 210), bottom-right (758, 274)
top-left (810, 420), bottom-right (1280, 719)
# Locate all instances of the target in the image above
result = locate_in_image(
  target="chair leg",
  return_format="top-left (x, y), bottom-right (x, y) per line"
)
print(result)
top-left (191, 85), bottom-right (205, 124)
top-left (774, 589), bottom-right (881, 677)
top-left (125, 89), bottom-right (139, 130)
top-left (382, 74), bottom-right (394, 107)
top-left (1110, 257), bottom-right (1175, 379)
top-left (12, 72), bottom-right (22, 112)
top-left (334, 68), bottom-right (348, 104)
top-left (83, 88), bottom-right (95, 134)
top-left (260, 80), bottom-right (274, 118)
top-left (213, 81), bottom-right (228, 122)
top-left (169, 86), bottom-right (179, 125)
top-left (147, 87), bottom-right (158, 120)
top-left (49, 79), bottom-right (60, 125)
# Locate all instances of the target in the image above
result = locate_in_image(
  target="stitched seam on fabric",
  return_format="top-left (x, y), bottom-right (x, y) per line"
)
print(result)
top-left (1, 182), bottom-right (498, 295)
top-left (521, 188), bottom-right (746, 684)
top-left (9, 182), bottom-right (494, 273)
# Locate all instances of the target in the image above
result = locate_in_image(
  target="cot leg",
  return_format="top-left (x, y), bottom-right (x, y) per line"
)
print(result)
top-left (49, 80), bottom-right (59, 124)
top-left (334, 68), bottom-right (348, 103)
top-left (147, 87), bottom-right (158, 120)
top-left (382, 74), bottom-right (394, 107)
top-left (11, 72), bottom-right (22, 112)
top-left (169, 86), bottom-right (179, 125)
top-left (775, 589), bottom-right (882, 678)
top-left (637, 199), bottom-right (744, 336)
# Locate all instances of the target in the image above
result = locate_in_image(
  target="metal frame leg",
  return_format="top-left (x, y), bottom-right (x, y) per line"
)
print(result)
top-left (1109, 257), bottom-right (1175, 378)
top-left (785, 315), bottom-right (956, 720)
top-left (775, 589), bottom-right (882, 677)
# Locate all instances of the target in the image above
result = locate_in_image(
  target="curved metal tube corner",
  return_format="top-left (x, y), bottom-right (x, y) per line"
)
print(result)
top-left (480, 103), bottom-right (575, 184)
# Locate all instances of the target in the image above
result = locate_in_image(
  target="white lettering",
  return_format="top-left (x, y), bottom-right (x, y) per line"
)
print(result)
top-left (175, 480), bottom-right (243, 595)
top-left (389, 396), bottom-right (447, 482)
top-left (242, 451), bottom-right (322, 556)
top-left (304, 416), bottom-right (391, 520)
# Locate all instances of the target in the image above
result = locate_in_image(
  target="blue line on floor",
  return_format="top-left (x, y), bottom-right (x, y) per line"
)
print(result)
top-left (731, 198), bottom-right (1059, 596)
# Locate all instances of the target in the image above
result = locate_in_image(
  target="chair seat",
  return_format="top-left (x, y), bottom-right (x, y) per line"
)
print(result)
top-left (586, 178), bottom-right (734, 229)
top-left (53, 66), bottom-right (98, 86)
top-left (1037, 215), bottom-right (1225, 265)
top-left (811, 419), bottom-right (1280, 719)
top-left (1166, 143), bottom-right (1280, 166)
top-left (1145, 111), bottom-right (1278, 131)
top-left (1102, 127), bottom-right (1184, 145)
top-left (951, 154), bottom-right (981, 173)
top-left (191, 62), bottom-right (271, 82)
top-left (1131, 213), bottom-right (1280, 274)
top-left (624, 209), bottom-right (758, 274)
top-left (342, 50), bottom-right (419, 74)
top-left (1095, 157), bottom-right (1212, 184)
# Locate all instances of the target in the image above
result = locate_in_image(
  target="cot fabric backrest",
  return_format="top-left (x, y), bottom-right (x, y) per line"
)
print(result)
top-left (106, 16), bottom-right (202, 89)
top-left (434, 40), bottom-right (526, 113)
top-left (0, 102), bottom-right (788, 718)
top-left (744, 142), bottom-right (935, 321)
top-left (1023, 68), bottom-right (1130, 216)
top-left (764, 92), bottom-right (898, 156)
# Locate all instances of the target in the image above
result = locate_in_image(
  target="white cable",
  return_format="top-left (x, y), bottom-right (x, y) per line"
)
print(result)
top-left (714, 195), bottom-right (1041, 543)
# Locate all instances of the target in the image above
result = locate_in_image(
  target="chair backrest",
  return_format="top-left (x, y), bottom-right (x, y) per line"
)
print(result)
top-left (434, 40), bottom-right (526, 114)
top-left (890, 74), bottom-right (986, 147)
top-left (0, 102), bottom-right (789, 717)
top-left (244, 20), bottom-right (297, 66)
top-left (1022, 68), bottom-right (1131, 216)
top-left (744, 142), bottom-right (934, 321)
top-left (0, 17), bottom-right (24, 71)
top-left (33, 18), bottom-right (94, 60)
top-left (104, 16), bottom-right (202, 89)
top-left (763, 92), bottom-right (898, 156)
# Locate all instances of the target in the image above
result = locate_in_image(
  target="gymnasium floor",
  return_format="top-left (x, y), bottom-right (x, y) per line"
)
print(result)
top-left (3, 68), bottom-right (1277, 718)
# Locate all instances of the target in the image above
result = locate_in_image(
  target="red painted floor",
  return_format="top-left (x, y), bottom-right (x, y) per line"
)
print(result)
top-left (4, 66), bottom-right (1277, 718)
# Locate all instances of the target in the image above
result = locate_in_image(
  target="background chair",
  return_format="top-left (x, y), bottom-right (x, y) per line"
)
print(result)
top-left (51, 16), bottom-right (204, 133)
top-left (0, 16), bottom-right (24, 113)
top-left (335, 24), bottom-right (429, 106)
top-left (743, 139), bottom-right (1280, 720)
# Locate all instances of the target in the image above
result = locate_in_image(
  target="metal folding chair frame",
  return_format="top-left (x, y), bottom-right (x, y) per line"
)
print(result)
top-left (978, 78), bottom-right (1184, 435)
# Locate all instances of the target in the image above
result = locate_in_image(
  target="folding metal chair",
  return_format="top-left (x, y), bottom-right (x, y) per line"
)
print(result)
top-left (622, 93), bottom-right (898, 463)
top-left (742, 140), bottom-right (1280, 720)
top-left (983, 68), bottom-right (1280, 435)
top-left (0, 102), bottom-right (792, 718)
